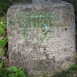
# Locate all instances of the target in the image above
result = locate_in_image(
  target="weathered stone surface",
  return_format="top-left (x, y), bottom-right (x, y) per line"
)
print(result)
top-left (7, 1), bottom-right (76, 76)
top-left (32, 0), bottom-right (61, 4)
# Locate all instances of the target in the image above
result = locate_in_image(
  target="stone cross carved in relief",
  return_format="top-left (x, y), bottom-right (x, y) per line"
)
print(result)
top-left (32, 0), bottom-right (61, 4)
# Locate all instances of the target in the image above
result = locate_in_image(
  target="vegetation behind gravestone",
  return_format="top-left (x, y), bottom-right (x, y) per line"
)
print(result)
top-left (0, 0), bottom-right (10, 17)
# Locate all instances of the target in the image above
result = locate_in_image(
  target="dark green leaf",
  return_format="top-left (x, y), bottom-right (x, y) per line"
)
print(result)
top-left (9, 73), bottom-right (15, 77)
top-left (7, 66), bottom-right (18, 72)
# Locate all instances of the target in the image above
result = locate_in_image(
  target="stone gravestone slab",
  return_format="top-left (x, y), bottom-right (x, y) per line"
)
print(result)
top-left (32, 0), bottom-right (61, 4)
top-left (7, 0), bottom-right (76, 76)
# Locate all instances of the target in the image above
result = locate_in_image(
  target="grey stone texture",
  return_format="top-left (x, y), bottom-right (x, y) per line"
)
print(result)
top-left (7, 1), bottom-right (76, 76)
top-left (32, 0), bottom-right (61, 4)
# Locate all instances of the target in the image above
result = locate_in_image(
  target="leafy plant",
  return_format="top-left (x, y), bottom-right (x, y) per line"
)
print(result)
top-left (0, 21), bottom-right (8, 58)
top-left (0, 62), bottom-right (28, 77)
top-left (7, 66), bottom-right (26, 77)
top-left (0, 22), bottom-right (6, 35)
top-left (0, 37), bottom-right (8, 48)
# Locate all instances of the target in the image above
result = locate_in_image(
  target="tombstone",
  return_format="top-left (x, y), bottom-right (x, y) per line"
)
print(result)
top-left (32, 0), bottom-right (61, 4)
top-left (7, 0), bottom-right (76, 76)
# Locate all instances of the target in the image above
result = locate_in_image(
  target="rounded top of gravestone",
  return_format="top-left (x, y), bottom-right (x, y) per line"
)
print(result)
top-left (32, 0), bottom-right (61, 4)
